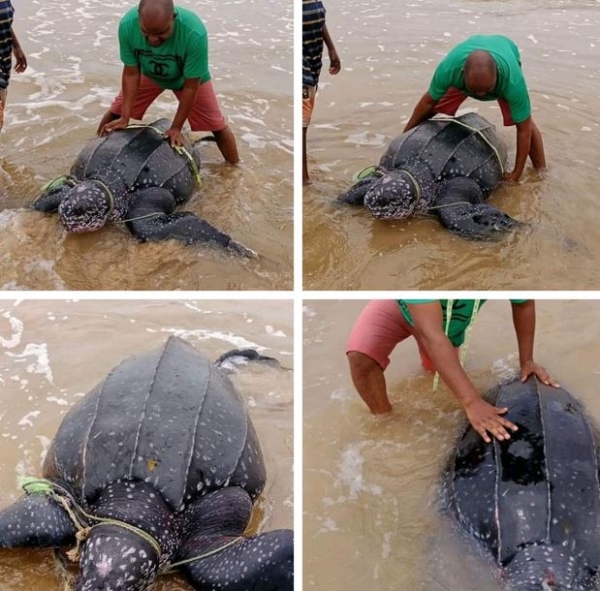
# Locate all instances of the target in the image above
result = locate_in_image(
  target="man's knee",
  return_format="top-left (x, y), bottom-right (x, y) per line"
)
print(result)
top-left (347, 351), bottom-right (381, 378)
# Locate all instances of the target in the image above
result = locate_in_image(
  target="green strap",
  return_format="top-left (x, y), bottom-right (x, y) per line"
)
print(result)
top-left (432, 299), bottom-right (480, 393)
top-left (40, 175), bottom-right (77, 193)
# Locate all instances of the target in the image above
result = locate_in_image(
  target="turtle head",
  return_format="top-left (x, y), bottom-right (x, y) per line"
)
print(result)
top-left (363, 170), bottom-right (419, 220)
top-left (76, 481), bottom-right (175, 591)
top-left (504, 545), bottom-right (593, 591)
top-left (76, 525), bottom-right (160, 591)
top-left (58, 180), bottom-right (113, 233)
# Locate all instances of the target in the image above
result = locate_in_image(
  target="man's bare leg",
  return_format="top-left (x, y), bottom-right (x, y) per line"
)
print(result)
top-left (347, 351), bottom-right (392, 414)
top-left (529, 119), bottom-right (546, 169)
top-left (213, 125), bottom-right (239, 164)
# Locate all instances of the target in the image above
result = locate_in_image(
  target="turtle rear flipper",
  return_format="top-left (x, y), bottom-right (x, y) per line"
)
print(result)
top-left (0, 493), bottom-right (76, 548)
top-left (433, 177), bottom-right (519, 240)
top-left (126, 188), bottom-right (255, 257)
top-left (177, 487), bottom-right (294, 591)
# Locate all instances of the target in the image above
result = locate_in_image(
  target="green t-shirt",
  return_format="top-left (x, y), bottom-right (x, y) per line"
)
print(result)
top-left (398, 299), bottom-right (528, 347)
top-left (118, 6), bottom-right (211, 91)
top-left (428, 35), bottom-right (531, 124)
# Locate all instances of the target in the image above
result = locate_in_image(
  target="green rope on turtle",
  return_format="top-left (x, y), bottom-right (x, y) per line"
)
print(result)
top-left (20, 476), bottom-right (55, 494)
top-left (41, 175), bottom-right (77, 194)
top-left (352, 165), bottom-right (382, 181)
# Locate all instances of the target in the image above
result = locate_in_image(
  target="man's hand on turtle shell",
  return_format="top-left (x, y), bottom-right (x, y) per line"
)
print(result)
top-left (165, 127), bottom-right (185, 147)
top-left (464, 397), bottom-right (518, 444)
top-left (100, 117), bottom-right (129, 136)
top-left (520, 360), bottom-right (560, 388)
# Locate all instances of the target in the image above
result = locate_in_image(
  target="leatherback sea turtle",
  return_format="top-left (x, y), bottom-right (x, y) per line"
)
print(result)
top-left (0, 336), bottom-right (293, 591)
top-left (31, 119), bottom-right (254, 256)
top-left (339, 113), bottom-right (520, 239)
top-left (444, 377), bottom-right (600, 590)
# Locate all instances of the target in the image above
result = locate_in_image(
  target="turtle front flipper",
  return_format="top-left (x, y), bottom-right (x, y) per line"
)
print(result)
top-left (126, 188), bottom-right (256, 257)
top-left (0, 493), bottom-right (76, 548)
top-left (433, 177), bottom-right (519, 239)
top-left (31, 179), bottom-right (77, 213)
top-left (176, 487), bottom-right (294, 591)
top-left (338, 173), bottom-right (382, 206)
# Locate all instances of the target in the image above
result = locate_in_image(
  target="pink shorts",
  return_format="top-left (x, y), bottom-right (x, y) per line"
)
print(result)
top-left (346, 300), bottom-right (438, 371)
top-left (109, 75), bottom-right (227, 132)
top-left (434, 87), bottom-right (516, 126)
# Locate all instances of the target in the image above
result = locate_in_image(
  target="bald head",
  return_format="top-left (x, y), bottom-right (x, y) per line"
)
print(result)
top-left (138, 0), bottom-right (175, 46)
top-left (139, 0), bottom-right (174, 17)
top-left (464, 50), bottom-right (497, 96)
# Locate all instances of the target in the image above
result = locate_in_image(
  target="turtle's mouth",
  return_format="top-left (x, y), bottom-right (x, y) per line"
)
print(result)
top-left (61, 216), bottom-right (107, 234)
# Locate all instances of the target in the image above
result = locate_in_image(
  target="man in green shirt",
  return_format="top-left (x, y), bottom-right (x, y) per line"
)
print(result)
top-left (403, 35), bottom-right (545, 183)
top-left (97, 0), bottom-right (239, 164)
top-left (347, 300), bottom-right (558, 443)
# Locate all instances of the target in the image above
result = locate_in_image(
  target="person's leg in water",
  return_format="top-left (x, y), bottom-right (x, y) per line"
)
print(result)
top-left (184, 80), bottom-right (239, 164)
top-left (346, 300), bottom-right (415, 414)
top-left (302, 86), bottom-right (316, 184)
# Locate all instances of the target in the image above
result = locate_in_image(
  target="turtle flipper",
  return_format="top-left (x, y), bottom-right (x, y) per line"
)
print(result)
top-left (215, 349), bottom-right (282, 369)
top-left (338, 176), bottom-right (381, 206)
top-left (126, 188), bottom-right (256, 257)
top-left (177, 487), bottom-right (294, 591)
top-left (31, 184), bottom-right (73, 213)
top-left (0, 494), bottom-right (76, 548)
top-left (433, 177), bottom-right (519, 239)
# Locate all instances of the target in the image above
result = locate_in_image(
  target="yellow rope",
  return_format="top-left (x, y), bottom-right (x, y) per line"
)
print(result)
top-left (126, 123), bottom-right (202, 185)
top-left (434, 116), bottom-right (505, 174)
top-left (21, 477), bottom-right (244, 574)
top-left (163, 537), bottom-right (244, 573)
top-left (432, 300), bottom-right (481, 392)
top-left (22, 478), bottom-right (162, 560)
top-left (88, 179), bottom-right (115, 217)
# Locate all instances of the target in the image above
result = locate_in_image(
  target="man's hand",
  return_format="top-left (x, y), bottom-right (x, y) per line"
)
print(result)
top-left (13, 47), bottom-right (27, 73)
top-left (329, 49), bottom-right (341, 75)
top-left (464, 397), bottom-right (518, 444)
top-left (520, 360), bottom-right (560, 387)
top-left (164, 127), bottom-right (185, 147)
top-left (503, 170), bottom-right (521, 184)
top-left (100, 117), bottom-right (129, 136)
